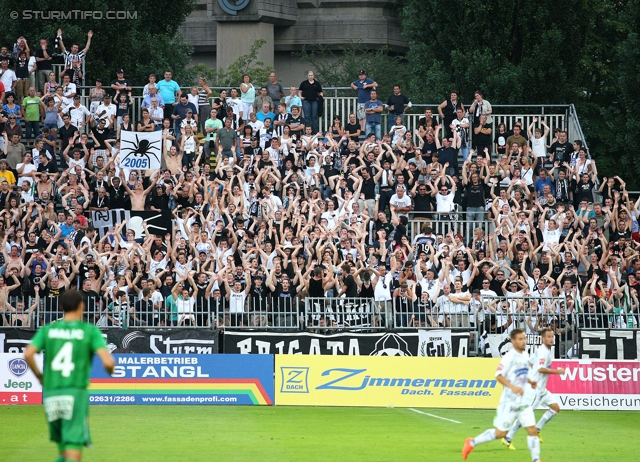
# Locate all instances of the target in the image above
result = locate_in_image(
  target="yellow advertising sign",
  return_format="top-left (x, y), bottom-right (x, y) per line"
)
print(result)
top-left (275, 355), bottom-right (501, 408)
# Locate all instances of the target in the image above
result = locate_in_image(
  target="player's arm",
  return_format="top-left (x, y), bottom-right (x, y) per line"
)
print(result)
top-left (537, 366), bottom-right (565, 375)
top-left (24, 344), bottom-right (43, 384)
top-left (96, 348), bottom-right (115, 375)
top-left (496, 373), bottom-right (523, 395)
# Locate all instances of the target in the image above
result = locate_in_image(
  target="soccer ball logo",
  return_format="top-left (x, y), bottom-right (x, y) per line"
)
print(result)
top-left (370, 333), bottom-right (412, 356)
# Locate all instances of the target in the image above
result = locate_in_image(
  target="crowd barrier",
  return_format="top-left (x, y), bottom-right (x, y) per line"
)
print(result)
top-left (408, 214), bottom-right (495, 247)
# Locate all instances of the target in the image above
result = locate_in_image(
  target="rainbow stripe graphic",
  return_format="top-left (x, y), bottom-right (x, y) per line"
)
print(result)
top-left (89, 378), bottom-right (273, 405)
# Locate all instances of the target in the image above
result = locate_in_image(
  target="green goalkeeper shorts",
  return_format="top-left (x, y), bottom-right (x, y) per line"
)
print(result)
top-left (43, 388), bottom-right (92, 449)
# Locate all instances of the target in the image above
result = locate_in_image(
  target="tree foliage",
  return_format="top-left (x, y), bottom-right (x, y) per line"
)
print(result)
top-left (0, 0), bottom-right (196, 85)
top-left (297, 44), bottom-right (411, 98)
top-left (401, 0), bottom-right (640, 187)
top-left (186, 39), bottom-right (275, 88)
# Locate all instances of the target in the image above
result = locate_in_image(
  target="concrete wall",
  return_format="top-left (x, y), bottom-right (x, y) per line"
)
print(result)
top-left (181, 1), bottom-right (406, 50)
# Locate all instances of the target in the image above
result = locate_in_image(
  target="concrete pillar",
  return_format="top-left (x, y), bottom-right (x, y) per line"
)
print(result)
top-left (216, 22), bottom-right (274, 71)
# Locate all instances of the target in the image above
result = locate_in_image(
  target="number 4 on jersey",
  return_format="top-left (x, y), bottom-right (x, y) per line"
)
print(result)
top-left (51, 342), bottom-right (76, 378)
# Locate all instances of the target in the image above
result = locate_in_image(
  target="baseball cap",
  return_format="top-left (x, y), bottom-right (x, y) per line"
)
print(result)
top-left (117, 68), bottom-right (124, 73)
top-left (359, 69), bottom-right (366, 75)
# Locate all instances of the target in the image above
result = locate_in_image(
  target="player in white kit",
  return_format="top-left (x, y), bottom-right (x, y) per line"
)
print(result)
top-left (502, 328), bottom-right (565, 449)
top-left (462, 329), bottom-right (541, 462)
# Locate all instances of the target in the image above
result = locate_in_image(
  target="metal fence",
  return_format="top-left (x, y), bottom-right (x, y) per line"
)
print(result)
top-left (306, 297), bottom-right (376, 331)
top-left (5, 293), bottom-right (630, 360)
top-left (408, 212), bottom-right (495, 245)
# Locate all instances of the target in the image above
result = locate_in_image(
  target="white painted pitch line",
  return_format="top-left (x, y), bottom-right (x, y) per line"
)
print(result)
top-left (408, 408), bottom-right (462, 424)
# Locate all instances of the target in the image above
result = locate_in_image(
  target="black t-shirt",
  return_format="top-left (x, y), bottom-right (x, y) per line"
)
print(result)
top-left (345, 122), bottom-right (359, 138)
top-left (343, 274), bottom-right (358, 297)
top-left (549, 141), bottom-right (573, 163)
top-left (386, 94), bottom-right (410, 115)
top-left (298, 80), bottom-right (323, 102)
top-left (59, 124), bottom-right (78, 150)
top-left (465, 182), bottom-right (487, 207)
top-left (35, 49), bottom-right (54, 70)
top-left (111, 78), bottom-right (132, 90)
top-left (573, 180), bottom-right (594, 203)
top-left (91, 126), bottom-right (110, 150)
top-left (360, 178), bottom-right (376, 200)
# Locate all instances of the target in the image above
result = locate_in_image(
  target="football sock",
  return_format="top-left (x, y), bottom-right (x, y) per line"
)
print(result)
top-left (471, 429), bottom-right (496, 447)
top-left (55, 457), bottom-right (65, 462)
top-left (527, 435), bottom-right (541, 461)
top-left (536, 409), bottom-right (557, 431)
top-left (506, 421), bottom-right (521, 442)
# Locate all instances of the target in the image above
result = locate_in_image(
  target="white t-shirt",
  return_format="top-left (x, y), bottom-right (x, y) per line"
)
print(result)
top-left (528, 343), bottom-right (553, 392)
top-left (435, 193), bottom-right (455, 212)
top-left (542, 223), bottom-right (561, 246)
top-left (389, 193), bottom-right (412, 217)
top-left (62, 82), bottom-right (77, 106)
top-left (496, 348), bottom-right (531, 406)
top-left (374, 273), bottom-right (393, 301)
top-left (530, 136), bottom-right (546, 158)
top-left (229, 290), bottom-right (247, 313)
top-left (17, 163), bottom-right (37, 186)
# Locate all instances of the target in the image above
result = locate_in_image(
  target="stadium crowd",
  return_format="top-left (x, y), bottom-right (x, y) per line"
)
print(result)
top-left (0, 32), bottom-right (637, 343)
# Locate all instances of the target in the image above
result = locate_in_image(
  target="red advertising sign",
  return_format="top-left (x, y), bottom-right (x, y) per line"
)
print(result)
top-left (548, 360), bottom-right (640, 410)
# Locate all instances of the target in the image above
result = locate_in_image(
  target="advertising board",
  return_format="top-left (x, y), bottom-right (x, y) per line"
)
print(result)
top-left (548, 360), bottom-right (640, 410)
top-left (89, 354), bottom-right (274, 405)
top-left (0, 353), bottom-right (43, 404)
top-left (275, 355), bottom-right (501, 408)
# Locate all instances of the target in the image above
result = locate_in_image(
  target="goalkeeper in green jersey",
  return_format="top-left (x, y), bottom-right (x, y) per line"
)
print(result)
top-left (25, 289), bottom-right (115, 462)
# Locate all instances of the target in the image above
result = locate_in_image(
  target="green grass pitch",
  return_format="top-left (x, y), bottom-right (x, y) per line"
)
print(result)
top-left (1, 406), bottom-right (638, 461)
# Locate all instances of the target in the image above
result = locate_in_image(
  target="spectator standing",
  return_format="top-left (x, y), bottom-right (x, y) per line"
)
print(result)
top-left (364, 90), bottom-right (384, 140)
top-left (22, 87), bottom-right (41, 147)
top-left (156, 70), bottom-right (182, 122)
top-left (110, 69), bottom-right (132, 99)
top-left (298, 71), bottom-right (323, 134)
top-left (468, 90), bottom-right (492, 128)
top-left (61, 74), bottom-right (77, 109)
top-left (239, 74), bottom-right (256, 119)
top-left (0, 58), bottom-right (17, 95)
top-left (253, 86), bottom-right (273, 113)
top-left (57, 29), bottom-right (92, 76)
top-left (143, 74), bottom-right (157, 98)
top-left (386, 84), bottom-right (412, 132)
top-left (67, 95), bottom-right (91, 132)
top-left (171, 94), bottom-right (197, 138)
top-left (197, 77), bottom-right (212, 135)
top-left (95, 94), bottom-right (116, 130)
top-left (265, 72), bottom-right (284, 105)
top-left (204, 108), bottom-right (222, 160)
top-left (438, 90), bottom-right (464, 138)
top-left (14, 51), bottom-right (31, 103)
top-left (351, 70), bottom-right (377, 132)
top-left (35, 38), bottom-right (53, 94)
top-left (284, 86), bottom-right (302, 114)
top-left (548, 130), bottom-right (573, 165)
top-left (451, 107), bottom-right (471, 161)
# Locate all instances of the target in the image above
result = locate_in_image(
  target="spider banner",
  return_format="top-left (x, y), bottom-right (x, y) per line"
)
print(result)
top-left (118, 130), bottom-right (162, 171)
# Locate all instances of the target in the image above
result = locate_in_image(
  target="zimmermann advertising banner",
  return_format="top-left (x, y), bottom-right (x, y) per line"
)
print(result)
top-left (275, 355), bottom-right (501, 408)
top-left (223, 331), bottom-right (470, 357)
top-left (89, 354), bottom-right (274, 405)
top-left (547, 360), bottom-right (640, 410)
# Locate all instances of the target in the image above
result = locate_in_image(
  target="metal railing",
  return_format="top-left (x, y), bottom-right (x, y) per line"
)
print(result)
top-left (408, 212), bottom-right (495, 245)
top-left (306, 297), bottom-right (376, 331)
